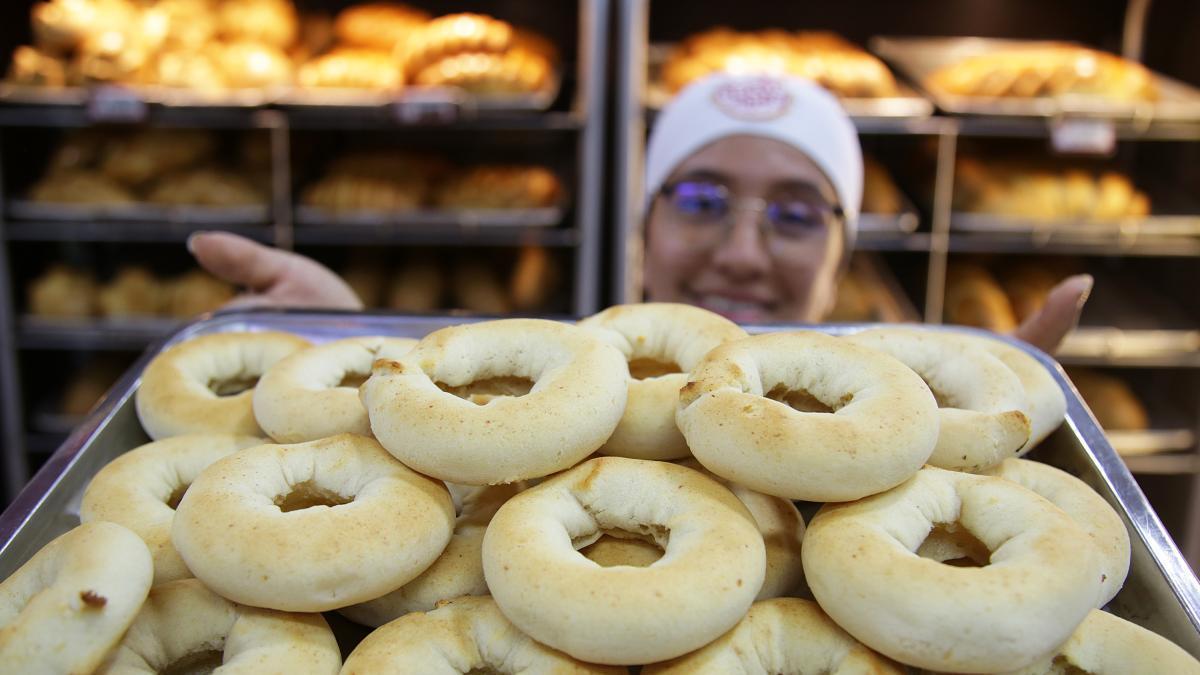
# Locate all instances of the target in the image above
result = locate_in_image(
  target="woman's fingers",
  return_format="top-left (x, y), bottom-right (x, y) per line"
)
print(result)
top-left (187, 231), bottom-right (291, 292)
top-left (1013, 274), bottom-right (1093, 355)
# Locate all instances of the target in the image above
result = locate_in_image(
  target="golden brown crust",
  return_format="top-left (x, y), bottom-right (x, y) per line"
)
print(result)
top-left (400, 13), bottom-right (514, 78)
top-left (27, 264), bottom-right (99, 318)
top-left (98, 266), bottom-right (163, 318)
top-left (944, 262), bottom-right (1018, 332)
top-left (1068, 368), bottom-right (1150, 431)
top-left (412, 46), bottom-right (551, 94)
top-left (298, 48), bottom-right (402, 90)
top-left (434, 165), bottom-right (561, 209)
top-left (334, 2), bottom-right (430, 52)
top-left (929, 45), bottom-right (1157, 101)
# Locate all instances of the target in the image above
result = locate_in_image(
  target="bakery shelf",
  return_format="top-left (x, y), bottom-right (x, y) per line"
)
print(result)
top-left (1059, 330), bottom-right (1200, 368)
top-left (0, 104), bottom-right (279, 130)
top-left (1111, 430), bottom-right (1198, 458)
top-left (284, 107), bottom-right (584, 131)
top-left (1124, 452), bottom-right (1200, 476)
top-left (23, 432), bottom-right (69, 457)
top-left (2, 220), bottom-right (274, 244)
top-left (16, 316), bottom-right (179, 351)
top-left (946, 232), bottom-right (1200, 257)
top-left (291, 223), bottom-right (580, 248)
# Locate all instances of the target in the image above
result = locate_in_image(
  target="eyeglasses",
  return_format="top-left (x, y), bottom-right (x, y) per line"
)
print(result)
top-left (658, 180), bottom-right (844, 246)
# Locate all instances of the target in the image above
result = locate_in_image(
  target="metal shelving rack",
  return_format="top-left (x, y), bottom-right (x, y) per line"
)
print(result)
top-left (615, 0), bottom-right (1200, 564)
top-left (0, 0), bottom-right (610, 501)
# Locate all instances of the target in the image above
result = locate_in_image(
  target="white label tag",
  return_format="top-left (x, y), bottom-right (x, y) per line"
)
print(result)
top-left (391, 88), bottom-right (464, 124)
top-left (86, 85), bottom-right (148, 123)
top-left (1050, 119), bottom-right (1117, 156)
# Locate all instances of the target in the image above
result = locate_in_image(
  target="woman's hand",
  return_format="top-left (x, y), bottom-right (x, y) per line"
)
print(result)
top-left (1012, 274), bottom-right (1093, 355)
top-left (187, 231), bottom-right (363, 311)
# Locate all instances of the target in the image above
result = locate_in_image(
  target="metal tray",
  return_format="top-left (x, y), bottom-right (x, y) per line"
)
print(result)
top-left (1, 310), bottom-right (1198, 659)
top-left (644, 43), bottom-right (934, 119)
top-left (276, 71), bottom-right (562, 115)
top-left (871, 36), bottom-right (1200, 122)
top-left (0, 83), bottom-right (281, 109)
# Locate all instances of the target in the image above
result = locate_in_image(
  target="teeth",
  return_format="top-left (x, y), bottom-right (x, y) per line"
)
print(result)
top-left (700, 295), bottom-right (764, 314)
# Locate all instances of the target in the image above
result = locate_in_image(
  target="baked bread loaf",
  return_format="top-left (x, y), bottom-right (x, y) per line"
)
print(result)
top-left (164, 269), bottom-right (235, 318)
top-left (298, 48), bottom-right (402, 90)
top-left (98, 266), bottom-right (163, 318)
top-left (944, 262), bottom-right (1019, 332)
top-left (334, 2), bottom-right (430, 52)
top-left (145, 167), bottom-right (263, 207)
top-left (29, 169), bottom-right (135, 205)
top-left (1069, 368), bottom-right (1150, 431)
top-left (28, 264), bottom-right (99, 317)
top-left (929, 44), bottom-right (1158, 101)
top-left (434, 165), bottom-right (561, 209)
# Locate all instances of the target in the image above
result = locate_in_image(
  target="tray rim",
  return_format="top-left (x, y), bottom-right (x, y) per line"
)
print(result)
top-left (2, 308), bottom-right (1197, 637)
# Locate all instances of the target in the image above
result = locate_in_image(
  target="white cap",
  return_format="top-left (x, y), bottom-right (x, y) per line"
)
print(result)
top-left (645, 74), bottom-right (863, 243)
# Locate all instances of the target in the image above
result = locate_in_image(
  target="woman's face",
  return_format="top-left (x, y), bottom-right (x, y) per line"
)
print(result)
top-left (644, 135), bottom-right (846, 324)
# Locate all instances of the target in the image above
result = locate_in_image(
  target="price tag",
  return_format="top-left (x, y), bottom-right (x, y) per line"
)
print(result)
top-left (390, 87), bottom-right (464, 124)
top-left (86, 85), bottom-right (148, 123)
top-left (1050, 118), bottom-right (1116, 156)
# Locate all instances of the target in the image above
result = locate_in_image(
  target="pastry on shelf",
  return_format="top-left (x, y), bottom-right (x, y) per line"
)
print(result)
top-left (45, 130), bottom-right (109, 174)
top-left (452, 256), bottom-right (511, 314)
top-left (861, 157), bottom-right (903, 215)
top-left (410, 46), bottom-right (551, 95)
top-left (292, 12), bottom-right (336, 63)
top-left (509, 245), bottom-right (560, 312)
top-left (661, 27), bottom-right (898, 98)
top-left (29, 169), bottom-right (136, 205)
top-left (6, 45), bottom-right (68, 86)
top-left (334, 3), bottom-right (430, 52)
top-left (302, 173), bottom-right (426, 212)
top-left (1068, 368), bottom-right (1150, 432)
top-left (145, 167), bottom-right (264, 207)
top-left (67, 28), bottom-right (152, 85)
top-left (1000, 262), bottom-right (1063, 324)
top-left (827, 268), bottom-right (877, 322)
top-left (155, 0), bottom-right (218, 51)
top-left (434, 165), bottom-right (561, 209)
top-left (31, 0), bottom-right (138, 55)
top-left (400, 13), bottom-right (514, 79)
top-left (387, 259), bottom-right (443, 312)
top-left (164, 269), bottom-right (234, 318)
top-left (298, 48), bottom-right (403, 90)
top-left (943, 261), bottom-right (1018, 332)
top-left (144, 48), bottom-right (226, 91)
top-left (99, 129), bottom-right (216, 188)
top-left (928, 44), bottom-right (1157, 101)
top-left (27, 264), bottom-right (99, 318)
top-left (60, 357), bottom-right (125, 417)
top-left (216, 0), bottom-right (298, 50)
top-left (212, 41), bottom-right (293, 88)
top-left (342, 258), bottom-right (387, 308)
top-left (98, 265), bottom-right (163, 318)
top-left (953, 157), bottom-right (1151, 220)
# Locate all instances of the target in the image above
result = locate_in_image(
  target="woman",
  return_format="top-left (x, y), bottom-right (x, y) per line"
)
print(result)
top-left (188, 74), bottom-right (1090, 352)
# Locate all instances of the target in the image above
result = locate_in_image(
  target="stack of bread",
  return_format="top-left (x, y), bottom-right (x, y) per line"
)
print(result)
top-left (4, 304), bottom-right (1196, 673)
top-left (302, 150), bottom-right (561, 213)
top-left (943, 259), bottom-right (1079, 333)
top-left (929, 43), bottom-right (1158, 102)
top-left (27, 263), bottom-right (234, 320)
top-left (661, 28), bottom-right (899, 98)
top-left (28, 129), bottom-right (267, 209)
top-left (344, 246), bottom-right (561, 315)
top-left (7, 0), bottom-right (298, 91)
top-left (955, 156), bottom-right (1151, 221)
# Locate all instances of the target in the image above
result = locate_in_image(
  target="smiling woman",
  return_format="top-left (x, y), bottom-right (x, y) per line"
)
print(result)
top-left (642, 75), bottom-right (863, 324)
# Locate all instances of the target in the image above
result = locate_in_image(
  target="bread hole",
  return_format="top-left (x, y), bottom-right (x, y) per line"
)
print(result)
top-left (160, 649), bottom-right (223, 675)
top-left (438, 376), bottom-right (533, 405)
top-left (208, 375), bottom-right (259, 397)
top-left (166, 483), bottom-right (190, 510)
top-left (578, 530), bottom-right (666, 567)
top-left (337, 371), bottom-right (369, 389)
top-left (765, 384), bottom-right (836, 414)
top-left (628, 358), bottom-right (682, 380)
top-left (1046, 655), bottom-right (1090, 675)
top-left (917, 523), bottom-right (991, 568)
top-left (274, 481), bottom-right (352, 513)
top-left (927, 382), bottom-right (958, 408)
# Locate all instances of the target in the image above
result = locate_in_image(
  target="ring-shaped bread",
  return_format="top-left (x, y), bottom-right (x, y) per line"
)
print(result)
top-left (341, 595), bottom-right (623, 674)
top-left (847, 327), bottom-right (1032, 472)
top-left (0, 522), bottom-right (153, 675)
top-left (482, 456), bottom-right (766, 666)
top-left (983, 458), bottom-right (1130, 606)
top-left (676, 331), bottom-right (939, 502)
top-left (578, 303), bottom-right (747, 460)
top-left (338, 482), bottom-right (521, 627)
top-left (678, 458), bottom-right (805, 600)
top-left (94, 579), bottom-right (341, 675)
top-left (80, 433), bottom-right (263, 584)
top-left (361, 319), bottom-right (628, 485)
top-left (1006, 609), bottom-right (1200, 674)
top-left (643, 598), bottom-right (903, 674)
top-left (949, 332), bottom-right (1068, 452)
top-left (253, 336), bottom-right (417, 443)
top-left (136, 331), bottom-right (311, 440)
top-left (172, 433), bottom-right (455, 612)
top-left (802, 466), bottom-right (1104, 673)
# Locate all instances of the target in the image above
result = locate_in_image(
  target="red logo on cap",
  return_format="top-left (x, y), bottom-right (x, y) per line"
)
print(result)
top-left (711, 77), bottom-right (792, 121)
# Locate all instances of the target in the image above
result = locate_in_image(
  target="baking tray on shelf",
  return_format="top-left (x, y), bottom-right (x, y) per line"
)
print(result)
top-left (293, 204), bottom-right (565, 229)
top-left (1058, 273), bottom-right (1200, 366)
top-left (276, 71), bottom-right (562, 116)
top-left (7, 200), bottom-right (270, 226)
top-left (0, 83), bottom-right (282, 109)
top-left (871, 36), bottom-right (1200, 121)
top-left (0, 309), bottom-right (1198, 657)
top-left (643, 43), bottom-right (934, 119)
